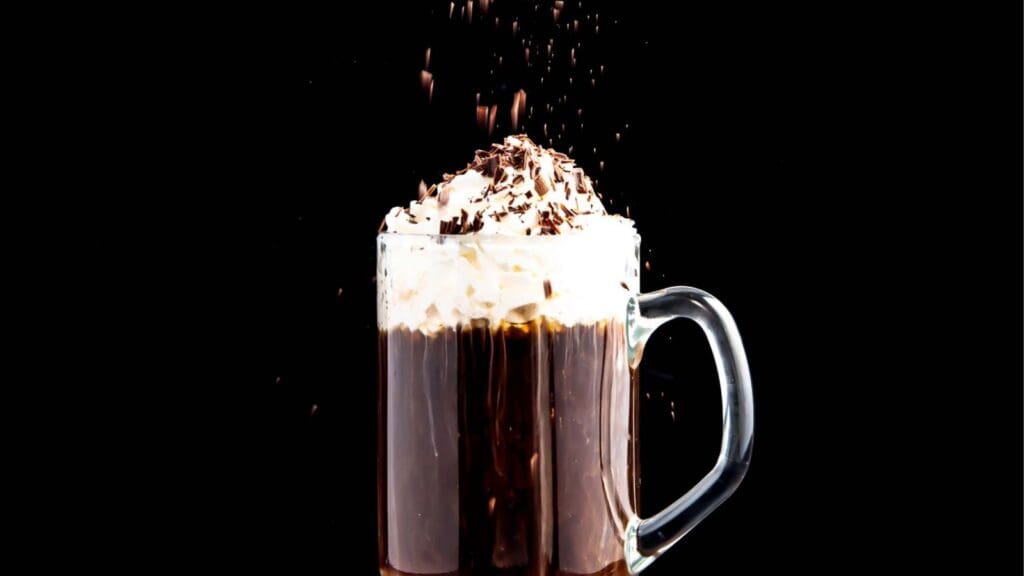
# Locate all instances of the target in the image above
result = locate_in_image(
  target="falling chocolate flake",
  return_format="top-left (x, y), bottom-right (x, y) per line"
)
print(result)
top-left (620, 281), bottom-right (630, 291)
top-left (511, 91), bottom-right (521, 131)
top-left (488, 104), bottom-right (498, 136)
top-left (476, 105), bottom-right (488, 130)
top-left (644, 260), bottom-right (651, 272)
top-left (543, 280), bottom-right (553, 299)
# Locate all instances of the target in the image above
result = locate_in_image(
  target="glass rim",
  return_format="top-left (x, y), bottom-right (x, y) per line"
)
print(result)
top-left (377, 231), bottom-right (641, 244)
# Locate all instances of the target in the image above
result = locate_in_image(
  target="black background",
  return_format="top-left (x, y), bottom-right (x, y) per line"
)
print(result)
top-left (88, 1), bottom-right (1021, 573)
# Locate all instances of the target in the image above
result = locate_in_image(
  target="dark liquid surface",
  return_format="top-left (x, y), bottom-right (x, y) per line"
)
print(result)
top-left (379, 320), bottom-right (637, 576)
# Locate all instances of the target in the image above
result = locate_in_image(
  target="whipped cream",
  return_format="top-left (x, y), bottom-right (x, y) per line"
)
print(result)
top-left (378, 136), bottom-right (638, 332)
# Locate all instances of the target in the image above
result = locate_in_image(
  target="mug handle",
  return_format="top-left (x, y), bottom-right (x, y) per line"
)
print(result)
top-left (623, 287), bottom-right (754, 573)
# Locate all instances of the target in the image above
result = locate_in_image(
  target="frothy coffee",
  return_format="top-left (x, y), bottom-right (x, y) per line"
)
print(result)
top-left (378, 136), bottom-right (637, 332)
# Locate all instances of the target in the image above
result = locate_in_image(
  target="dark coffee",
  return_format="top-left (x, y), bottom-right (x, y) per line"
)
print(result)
top-left (379, 319), bottom-right (638, 576)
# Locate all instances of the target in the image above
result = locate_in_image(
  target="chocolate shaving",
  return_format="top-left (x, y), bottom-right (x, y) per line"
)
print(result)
top-left (512, 151), bottom-right (525, 170)
top-left (543, 280), bottom-right (553, 299)
top-left (534, 174), bottom-right (550, 196)
top-left (620, 281), bottom-right (630, 290)
top-left (476, 154), bottom-right (498, 177)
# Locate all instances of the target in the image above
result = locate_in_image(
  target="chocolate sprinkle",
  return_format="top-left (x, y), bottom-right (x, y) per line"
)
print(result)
top-left (543, 280), bottom-right (553, 299)
top-left (534, 174), bottom-right (550, 196)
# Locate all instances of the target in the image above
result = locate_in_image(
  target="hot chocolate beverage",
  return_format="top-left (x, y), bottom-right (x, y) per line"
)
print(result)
top-left (378, 136), bottom-right (640, 575)
top-left (378, 321), bottom-right (636, 576)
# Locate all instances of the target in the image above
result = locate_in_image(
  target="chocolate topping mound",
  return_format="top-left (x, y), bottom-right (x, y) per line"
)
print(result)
top-left (381, 135), bottom-right (630, 236)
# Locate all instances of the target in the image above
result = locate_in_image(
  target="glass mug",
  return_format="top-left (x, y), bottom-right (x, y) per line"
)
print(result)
top-left (377, 232), bottom-right (753, 575)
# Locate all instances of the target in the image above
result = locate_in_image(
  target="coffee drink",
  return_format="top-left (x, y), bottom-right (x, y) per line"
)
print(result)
top-left (379, 136), bottom-right (642, 575)
top-left (379, 320), bottom-right (636, 575)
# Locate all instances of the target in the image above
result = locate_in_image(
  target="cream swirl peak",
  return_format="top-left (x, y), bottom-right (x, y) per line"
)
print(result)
top-left (381, 135), bottom-right (632, 236)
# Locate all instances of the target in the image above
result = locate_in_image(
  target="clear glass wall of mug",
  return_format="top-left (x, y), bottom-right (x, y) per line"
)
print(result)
top-left (377, 231), bottom-right (752, 576)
